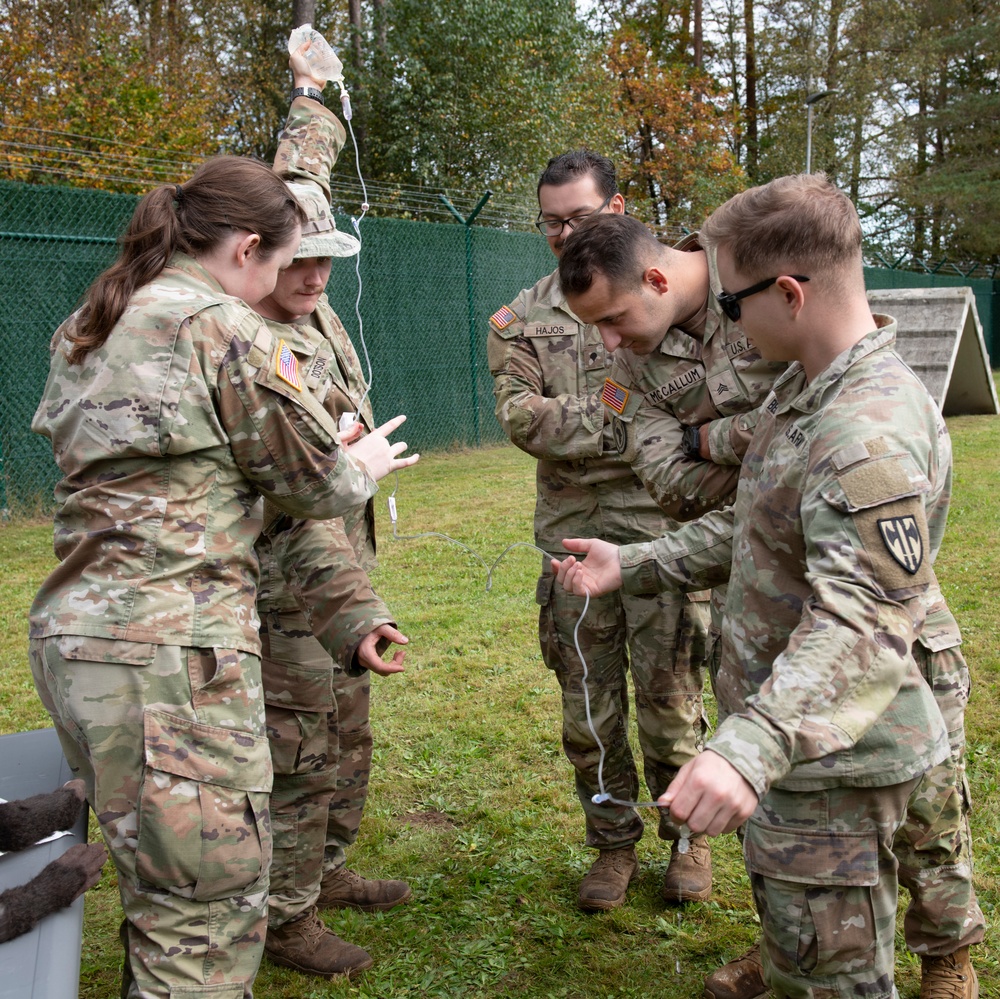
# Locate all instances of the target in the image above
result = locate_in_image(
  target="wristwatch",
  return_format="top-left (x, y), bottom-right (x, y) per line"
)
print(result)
top-left (681, 424), bottom-right (703, 460)
top-left (290, 86), bottom-right (325, 105)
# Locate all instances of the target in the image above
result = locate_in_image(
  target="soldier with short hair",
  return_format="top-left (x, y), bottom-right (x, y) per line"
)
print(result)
top-left (487, 152), bottom-right (712, 912)
top-left (554, 173), bottom-right (975, 999)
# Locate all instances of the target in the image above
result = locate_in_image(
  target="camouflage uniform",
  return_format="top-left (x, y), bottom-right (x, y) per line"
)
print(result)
top-left (618, 319), bottom-right (953, 998)
top-left (259, 97), bottom-right (395, 930)
top-left (29, 254), bottom-right (375, 999)
top-left (611, 241), bottom-right (985, 963)
top-left (257, 315), bottom-right (390, 928)
top-left (602, 237), bottom-right (786, 695)
top-left (603, 238), bottom-right (785, 523)
top-left (894, 591), bottom-right (984, 956)
top-left (487, 272), bottom-right (706, 847)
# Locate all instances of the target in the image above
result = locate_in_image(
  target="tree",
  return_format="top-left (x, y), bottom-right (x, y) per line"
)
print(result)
top-left (344, 0), bottom-right (604, 204)
top-left (605, 24), bottom-right (744, 225)
top-left (0, 0), bottom-right (223, 189)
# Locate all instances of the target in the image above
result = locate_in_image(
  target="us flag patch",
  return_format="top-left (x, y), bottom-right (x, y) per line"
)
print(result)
top-left (877, 515), bottom-right (923, 574)
top-left (489, 304), bottom-right (517, 330)
top-left (601, 378), bottom-right (630, 414)
top-left (276, 339), bottom-right (302, 391)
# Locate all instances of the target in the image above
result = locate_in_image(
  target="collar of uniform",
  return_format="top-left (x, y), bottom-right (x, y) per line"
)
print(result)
top-left (262, 315), bottom-right (322, 357)
top-left (548, 268), bottom-right (584, 322)
top-left (166, 251), bottom-right (229, 297)
top-left (772, 314), bottom-right (898, 416)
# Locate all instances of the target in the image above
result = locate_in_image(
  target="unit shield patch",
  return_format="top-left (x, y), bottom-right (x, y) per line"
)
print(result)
top-left (877, 515), bottom-right (923, 574)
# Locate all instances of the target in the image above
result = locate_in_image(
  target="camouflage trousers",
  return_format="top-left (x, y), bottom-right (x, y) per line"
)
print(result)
top-left (260, 610), bottom-right (372, 929)
top-left (745, 778), bottom-right (920, 999)
top-left (895, 757), bottom-right (985, 955)
top-left (536, 569), bottom-right (709, 849)
top-left (894, 637), bottom-right (984, 955)
top-left (29, 636), bottom-right (272, 999)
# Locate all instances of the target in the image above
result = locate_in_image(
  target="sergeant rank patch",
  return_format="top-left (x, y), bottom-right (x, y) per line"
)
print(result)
top-left (489, 304), bottom-right (517, 331)
top-left (601, 377), bottom-right (630, 414)
top-left (276, 339), bottom-right (303, 391)
top-left (877, 515), bottom-right (923, 574)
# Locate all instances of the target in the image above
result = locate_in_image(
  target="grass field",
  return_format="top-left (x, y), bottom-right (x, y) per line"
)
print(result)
top-left (1, 429), bottom-right (997, 998)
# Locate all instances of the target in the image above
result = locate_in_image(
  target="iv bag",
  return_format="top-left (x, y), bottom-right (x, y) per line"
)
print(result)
top-left (288, 24), bottom-right (344, 84)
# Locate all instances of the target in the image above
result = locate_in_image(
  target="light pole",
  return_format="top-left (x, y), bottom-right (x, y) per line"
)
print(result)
top-left (805, 89), bottom-right (838, 173)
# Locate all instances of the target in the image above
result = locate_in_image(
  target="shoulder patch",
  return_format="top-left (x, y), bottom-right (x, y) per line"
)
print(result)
top-left (602, 378), bottom-right (630, 414)
top-left (851, 497), bottom-right (933, 593)
top-left (877, 515), bottom-right (923, 574)
top-left (838, 457), bottom-right (917, 509)
top-left (275, 339), bottom-right (303, 391)
top-left (489, 304), bottom-right (517, 331)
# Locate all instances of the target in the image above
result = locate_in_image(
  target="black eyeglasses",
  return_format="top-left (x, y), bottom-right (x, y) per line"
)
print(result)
top-left (535, 195), bottom-right (613, 237)
top-left (716, 275), bottom-right (810, 322)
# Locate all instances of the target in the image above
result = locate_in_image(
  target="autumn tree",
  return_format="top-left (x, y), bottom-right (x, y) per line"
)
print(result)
top-left (606, 24), bottom-right (744, 225)
top-left (0, 0), bottom-right (225, 189)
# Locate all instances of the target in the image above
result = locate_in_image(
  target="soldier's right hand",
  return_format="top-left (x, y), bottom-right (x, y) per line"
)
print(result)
top-left (552, 538), bottom-right (623, 596)
top-left (348, 414), bottom-right (420, 481)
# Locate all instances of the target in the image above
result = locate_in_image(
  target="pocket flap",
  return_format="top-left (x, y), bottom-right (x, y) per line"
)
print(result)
top-left (144, 708), bottom-right (272, 792)
top-left (744, 818), bottom-right (879, 886)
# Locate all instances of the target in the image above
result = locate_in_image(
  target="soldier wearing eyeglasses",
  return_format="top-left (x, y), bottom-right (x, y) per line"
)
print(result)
top-left (555, 178), bottom-right (982, 999)
top-left (486, 152), bottom-right (713, 913)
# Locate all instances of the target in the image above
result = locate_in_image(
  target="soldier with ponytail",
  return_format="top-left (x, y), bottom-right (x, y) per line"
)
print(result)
top-left (28, 154), bottom-right (415, 998)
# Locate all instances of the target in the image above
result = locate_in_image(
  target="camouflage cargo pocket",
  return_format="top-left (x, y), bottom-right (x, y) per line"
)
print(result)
top-left (135, 708), bottom-right (273, 901)
top-left (746, 819), bottom-right (879, 975)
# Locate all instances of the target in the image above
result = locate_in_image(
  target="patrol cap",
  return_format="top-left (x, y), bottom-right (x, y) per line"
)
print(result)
top-left (286, 181), bottom-right (360, 259)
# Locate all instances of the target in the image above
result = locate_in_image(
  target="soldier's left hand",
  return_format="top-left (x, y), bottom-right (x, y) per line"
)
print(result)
top-left (359, 623), bottom-right (408, 676)
top-left (658, 750), bottom-right (758, 836)
top-left (289, 40), bottom-right (326, 92)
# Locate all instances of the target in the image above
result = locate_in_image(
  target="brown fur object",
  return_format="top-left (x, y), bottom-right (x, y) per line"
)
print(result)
top-left (0, 780), bottom-right (107, 943)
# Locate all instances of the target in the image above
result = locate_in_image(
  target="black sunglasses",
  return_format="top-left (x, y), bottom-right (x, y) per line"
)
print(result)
top-left (717, 275), bottom-right (810, 322)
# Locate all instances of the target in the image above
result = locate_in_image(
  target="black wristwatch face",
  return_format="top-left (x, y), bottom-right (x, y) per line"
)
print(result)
top-left (682, 424), bottom-right (701, 458)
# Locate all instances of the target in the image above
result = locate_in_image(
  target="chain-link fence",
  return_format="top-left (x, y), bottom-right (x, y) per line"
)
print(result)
top-left (2, 178), bottom-right (998, 516)
top-left (0, 179), bottom-right (552, 515)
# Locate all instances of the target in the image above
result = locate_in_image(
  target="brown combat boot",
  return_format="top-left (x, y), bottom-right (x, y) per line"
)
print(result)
top-left (318, 866), bottom-right (412, 913)
top-left (662, 833), bottom-right (712, 904)
top-left (577, 846), bottom-right (639, 912)
top-left (702, 942), bottom-right (769, 999)
top-left (920, 947), bottom-right (979, 999)
top-left (265, 907), bottom-right (373, 979)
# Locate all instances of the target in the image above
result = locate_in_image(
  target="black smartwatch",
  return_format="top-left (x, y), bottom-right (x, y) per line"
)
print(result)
top-left (290, 86), bottom-right (325, 105)
top-left (681, 424), bottom-right (704, 460)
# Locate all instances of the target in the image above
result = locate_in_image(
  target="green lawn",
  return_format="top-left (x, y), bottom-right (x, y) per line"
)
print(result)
top-left (1, 431), bottom-right (997, 999)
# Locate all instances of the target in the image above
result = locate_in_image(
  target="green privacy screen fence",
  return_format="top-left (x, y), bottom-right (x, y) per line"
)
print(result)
top-left (0, 179), bottom-right (553, 515)
top-left (1, 178), bottom-right (997, 515)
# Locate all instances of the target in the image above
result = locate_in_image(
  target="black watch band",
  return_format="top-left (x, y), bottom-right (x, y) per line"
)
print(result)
top-left (681, 424), bottom-right (703, 460)
top-left (290, 86), bottom-right (325, 105)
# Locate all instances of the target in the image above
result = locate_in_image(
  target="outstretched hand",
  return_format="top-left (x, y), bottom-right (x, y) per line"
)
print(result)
top-left (358, 623), bottom-right (409, 676)
top-left (348, 414), bottom-right (420, 481)
top-left (551, 538), bottom-right (623, 597)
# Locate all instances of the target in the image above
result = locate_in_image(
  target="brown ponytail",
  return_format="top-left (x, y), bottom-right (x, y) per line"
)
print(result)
top-left (66, 157), bottom-right (307, 363)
